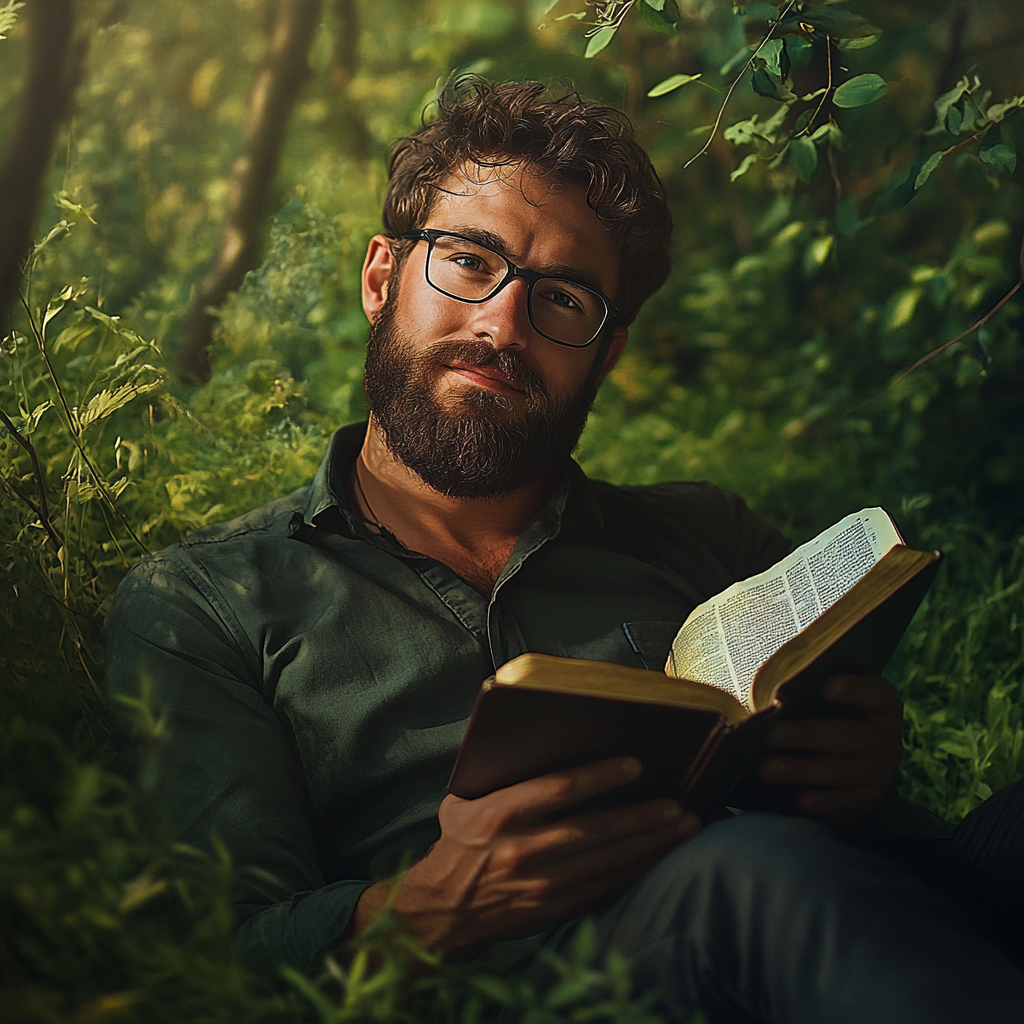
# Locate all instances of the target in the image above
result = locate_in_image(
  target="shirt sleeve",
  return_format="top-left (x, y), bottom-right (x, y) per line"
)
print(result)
top-left (105, 553), bottom-right (370, 976)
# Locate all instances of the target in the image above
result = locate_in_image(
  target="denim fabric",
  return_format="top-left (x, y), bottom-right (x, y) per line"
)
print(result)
top-left (532, 787), bottom-right (1024, 1023)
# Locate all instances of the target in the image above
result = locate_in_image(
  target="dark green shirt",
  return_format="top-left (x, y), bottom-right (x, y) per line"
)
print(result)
top-left (105, 422), bottom-right (790, 974)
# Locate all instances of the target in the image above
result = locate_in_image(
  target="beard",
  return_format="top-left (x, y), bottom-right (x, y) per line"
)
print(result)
top-left (362, 294), bottom-right (602, 499)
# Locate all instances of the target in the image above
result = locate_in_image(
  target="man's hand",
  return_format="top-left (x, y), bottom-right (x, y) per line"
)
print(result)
top-left (350, 756), bottom-right (700, 952)
top-left (760, 674), bottom-right (904, 831)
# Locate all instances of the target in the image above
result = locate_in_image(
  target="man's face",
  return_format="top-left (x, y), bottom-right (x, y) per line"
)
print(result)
top-left (361, 164), bottom-right (627, 498)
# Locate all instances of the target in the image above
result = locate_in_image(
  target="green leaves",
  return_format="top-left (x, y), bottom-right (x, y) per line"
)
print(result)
top-left (750, 39), bottom-right (795, 102)
top-left (883, 286), bottom-right (924, 333)
top-left (985, 95), bottom-right (1024, 122)
top-left (932, 79), bottom-right (971, 133)
top-left (77, 381), bottom-right (162, 431)
top-left (751, 61), bottom-right (795, 101)
top-left (638, 0), bottom-right (680, 35)
top-left (780, 8), bottom-right (881, 39)
top-left (927, 76), bottom-right (1024, 139)
top-left (789, 137), bottom-right (818, 183)
top-left (833, 73), bottom-right (888, 108)
top-left (979, 139), bottom-right (1017, 176)
top-left (585, 0), bottom-right (679, 57)
top-left (874, 157), bottom-right (929, 213)
top-left (0, 1), bottom-right (24, 41)
top-left (786, 35), bottom-right (814, 67)
top-left (759, 38), bottom-right (790, 81)
top-left (914, 151), bottom-right (945, 190)
top-left (730, 153), bottom-right (758, 182)
top-left (584, 27), bottom-right (615, 57)
top-left (647, 73), bottom-right (701, 98)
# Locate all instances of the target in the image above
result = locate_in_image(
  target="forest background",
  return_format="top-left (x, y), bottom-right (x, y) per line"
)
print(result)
top-left (1, 1), bottom-right (1023, 1020)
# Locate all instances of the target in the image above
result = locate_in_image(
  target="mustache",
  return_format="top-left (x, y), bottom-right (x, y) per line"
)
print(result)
top-left (424, 339), bottom-right (547, 398)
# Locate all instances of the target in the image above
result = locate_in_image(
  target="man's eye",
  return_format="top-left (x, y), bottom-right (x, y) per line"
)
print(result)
top-left (541, 287), bottom-right (583, 313)
top-left (450, 254), bottom-right (487, 272)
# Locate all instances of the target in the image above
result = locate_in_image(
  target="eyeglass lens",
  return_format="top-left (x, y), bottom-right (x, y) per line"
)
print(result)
top-left (425, 234), bottom-right (606, 347)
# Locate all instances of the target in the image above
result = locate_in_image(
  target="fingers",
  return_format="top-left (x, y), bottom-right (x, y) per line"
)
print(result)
top-left (489, 756), bottom-right (644, 825)
top-left (526, 854), bottom-right (670, 927)
top-left (821, 674), bottom-right (903, 718)
top-left (765, 717), bottom-right (899, 757)
top-left (515, 798), bottom-right (699, 865)
top-left (553, 814), bottom-right (700, 883)
top-left (505, 810), bottom-right (700, 904)
top-left (760, 752), bottom-right (895, 789)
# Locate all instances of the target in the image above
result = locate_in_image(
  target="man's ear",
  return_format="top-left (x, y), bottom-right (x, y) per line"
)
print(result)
top-left (362, 234), bottom-right (396, 322)
top-left (595, 328), bottom-right (628, 387)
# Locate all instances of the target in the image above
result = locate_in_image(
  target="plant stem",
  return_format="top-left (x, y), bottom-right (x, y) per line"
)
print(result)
top-left (18, 290), bottom-right (148, 553)
top-left (683, 0), bottom-right (798, 170)
top-left (0, 406), bottom-right (62, 552)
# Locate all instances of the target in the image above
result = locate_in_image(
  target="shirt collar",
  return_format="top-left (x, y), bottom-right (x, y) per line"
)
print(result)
top-left (302, 421), bottom-right (368, 537)
top-left (298, 420), bottom-right (606, 545)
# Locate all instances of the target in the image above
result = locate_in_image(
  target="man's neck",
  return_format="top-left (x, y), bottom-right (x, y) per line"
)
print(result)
top-left (349, 416), bottom-right (552, 595)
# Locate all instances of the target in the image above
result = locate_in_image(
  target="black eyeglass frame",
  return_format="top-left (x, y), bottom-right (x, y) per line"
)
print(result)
top-left (401, 228), bottom-right (619, 349)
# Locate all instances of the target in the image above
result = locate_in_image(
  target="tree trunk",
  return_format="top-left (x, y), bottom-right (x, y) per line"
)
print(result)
top-left (175, 0), bottom-right (323, 384)
top-left (327, 0), bottom-right (371, 160)
top-left (0, 0), bottom-right (84, 332)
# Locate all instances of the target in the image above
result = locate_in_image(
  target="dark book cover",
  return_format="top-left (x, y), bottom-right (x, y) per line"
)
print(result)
top-left (448, 547), bottom-right (941, 821)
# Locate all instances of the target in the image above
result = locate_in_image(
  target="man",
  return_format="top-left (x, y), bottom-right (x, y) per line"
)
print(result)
top-left (107, 80), bottom-right (1024, 1021)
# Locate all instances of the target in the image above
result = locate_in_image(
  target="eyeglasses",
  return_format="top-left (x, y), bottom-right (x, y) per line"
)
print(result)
top-left (402, 229), bottom-right (618, 349)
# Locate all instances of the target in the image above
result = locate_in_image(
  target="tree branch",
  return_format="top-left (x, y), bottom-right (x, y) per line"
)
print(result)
top-left (683, 0), bottom-right (798, 170)
top-left (0, 0), bottom-right (85, 331)
top-left (175, 0), bottom-right (323, 384)
top-left (845, 233), bottom-right (1024, 416)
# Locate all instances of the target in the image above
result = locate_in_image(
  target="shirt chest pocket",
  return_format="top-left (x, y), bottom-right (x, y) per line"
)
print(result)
top-left (622, 620), bottom-right (683, 671)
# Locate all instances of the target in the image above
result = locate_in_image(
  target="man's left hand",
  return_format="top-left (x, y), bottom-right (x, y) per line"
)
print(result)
top-left (759, 674), bottom-right (904, 831)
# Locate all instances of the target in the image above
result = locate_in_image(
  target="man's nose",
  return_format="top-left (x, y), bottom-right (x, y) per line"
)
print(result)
top-left (464, 277), bottom-right (533, 350)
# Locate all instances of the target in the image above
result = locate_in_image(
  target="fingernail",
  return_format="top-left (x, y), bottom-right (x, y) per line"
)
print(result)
top-left (621, 757), bottom-right (642, 780)
top-left (663, 803), bottom-right (682, 822)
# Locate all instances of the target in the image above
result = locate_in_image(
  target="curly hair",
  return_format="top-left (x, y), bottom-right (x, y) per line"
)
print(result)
top-left (382, 77), bottom-right (673, 328)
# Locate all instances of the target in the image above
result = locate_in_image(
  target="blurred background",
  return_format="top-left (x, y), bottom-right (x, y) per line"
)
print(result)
top-left (1, 2), bottom-right (1023, 1017)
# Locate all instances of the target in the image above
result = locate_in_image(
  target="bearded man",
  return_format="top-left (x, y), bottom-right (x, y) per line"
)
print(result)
top-left (106, 80), bottom-right (1024, 1022)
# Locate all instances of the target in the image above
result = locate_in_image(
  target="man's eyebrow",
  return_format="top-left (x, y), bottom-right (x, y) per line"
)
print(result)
top-left (442, 225), bottom-right (606, 294)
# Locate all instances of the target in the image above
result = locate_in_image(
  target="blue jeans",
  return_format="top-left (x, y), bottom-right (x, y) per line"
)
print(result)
top-left (533, 782), bottom-right (1024, 1023)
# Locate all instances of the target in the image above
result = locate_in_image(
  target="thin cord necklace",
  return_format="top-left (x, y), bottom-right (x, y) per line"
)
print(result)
top-left (352, 460), bottom-right (401, 545)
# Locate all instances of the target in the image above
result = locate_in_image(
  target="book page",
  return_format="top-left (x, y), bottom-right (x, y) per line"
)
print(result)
top-left (666, 508), bottom-right (901, 709)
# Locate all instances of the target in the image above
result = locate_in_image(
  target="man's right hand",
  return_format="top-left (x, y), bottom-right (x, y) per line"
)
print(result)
top-left (348, 756), bottom-right (701, 952)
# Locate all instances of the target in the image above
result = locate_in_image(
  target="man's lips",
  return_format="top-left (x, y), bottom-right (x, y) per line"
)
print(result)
top-left (444, 361), bottom-right (526, 394)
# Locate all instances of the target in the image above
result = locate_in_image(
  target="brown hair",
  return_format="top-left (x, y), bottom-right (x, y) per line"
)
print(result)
top-left (382, 77), bottom-right (673, 328)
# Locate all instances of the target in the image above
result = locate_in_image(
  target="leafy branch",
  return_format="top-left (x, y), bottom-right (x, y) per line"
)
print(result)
top-left (847, 235), bottom-right (1024, 415)
top-left (18, 288), bottom-right (149, 554)
top-left (683, 0), bottom-right (798, 168)
top-left (0, 405), bottom-right (62, 552)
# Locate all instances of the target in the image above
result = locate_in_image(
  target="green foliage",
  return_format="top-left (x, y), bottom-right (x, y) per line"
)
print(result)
top-left (1, 717), bottom-right (278, 1023)
top-left (1, 0), bottom-right (1023, 1018)
top-left (2, 711), bottom-right (666, 1022)
top-left (0, 0), bottom-right (24, 40)
top-left (891, 514), bottom-right (1024, 820)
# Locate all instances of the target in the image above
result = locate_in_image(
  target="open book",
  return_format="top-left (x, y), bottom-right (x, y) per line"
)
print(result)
top-left (448, 508), bottom-right (941, 819)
